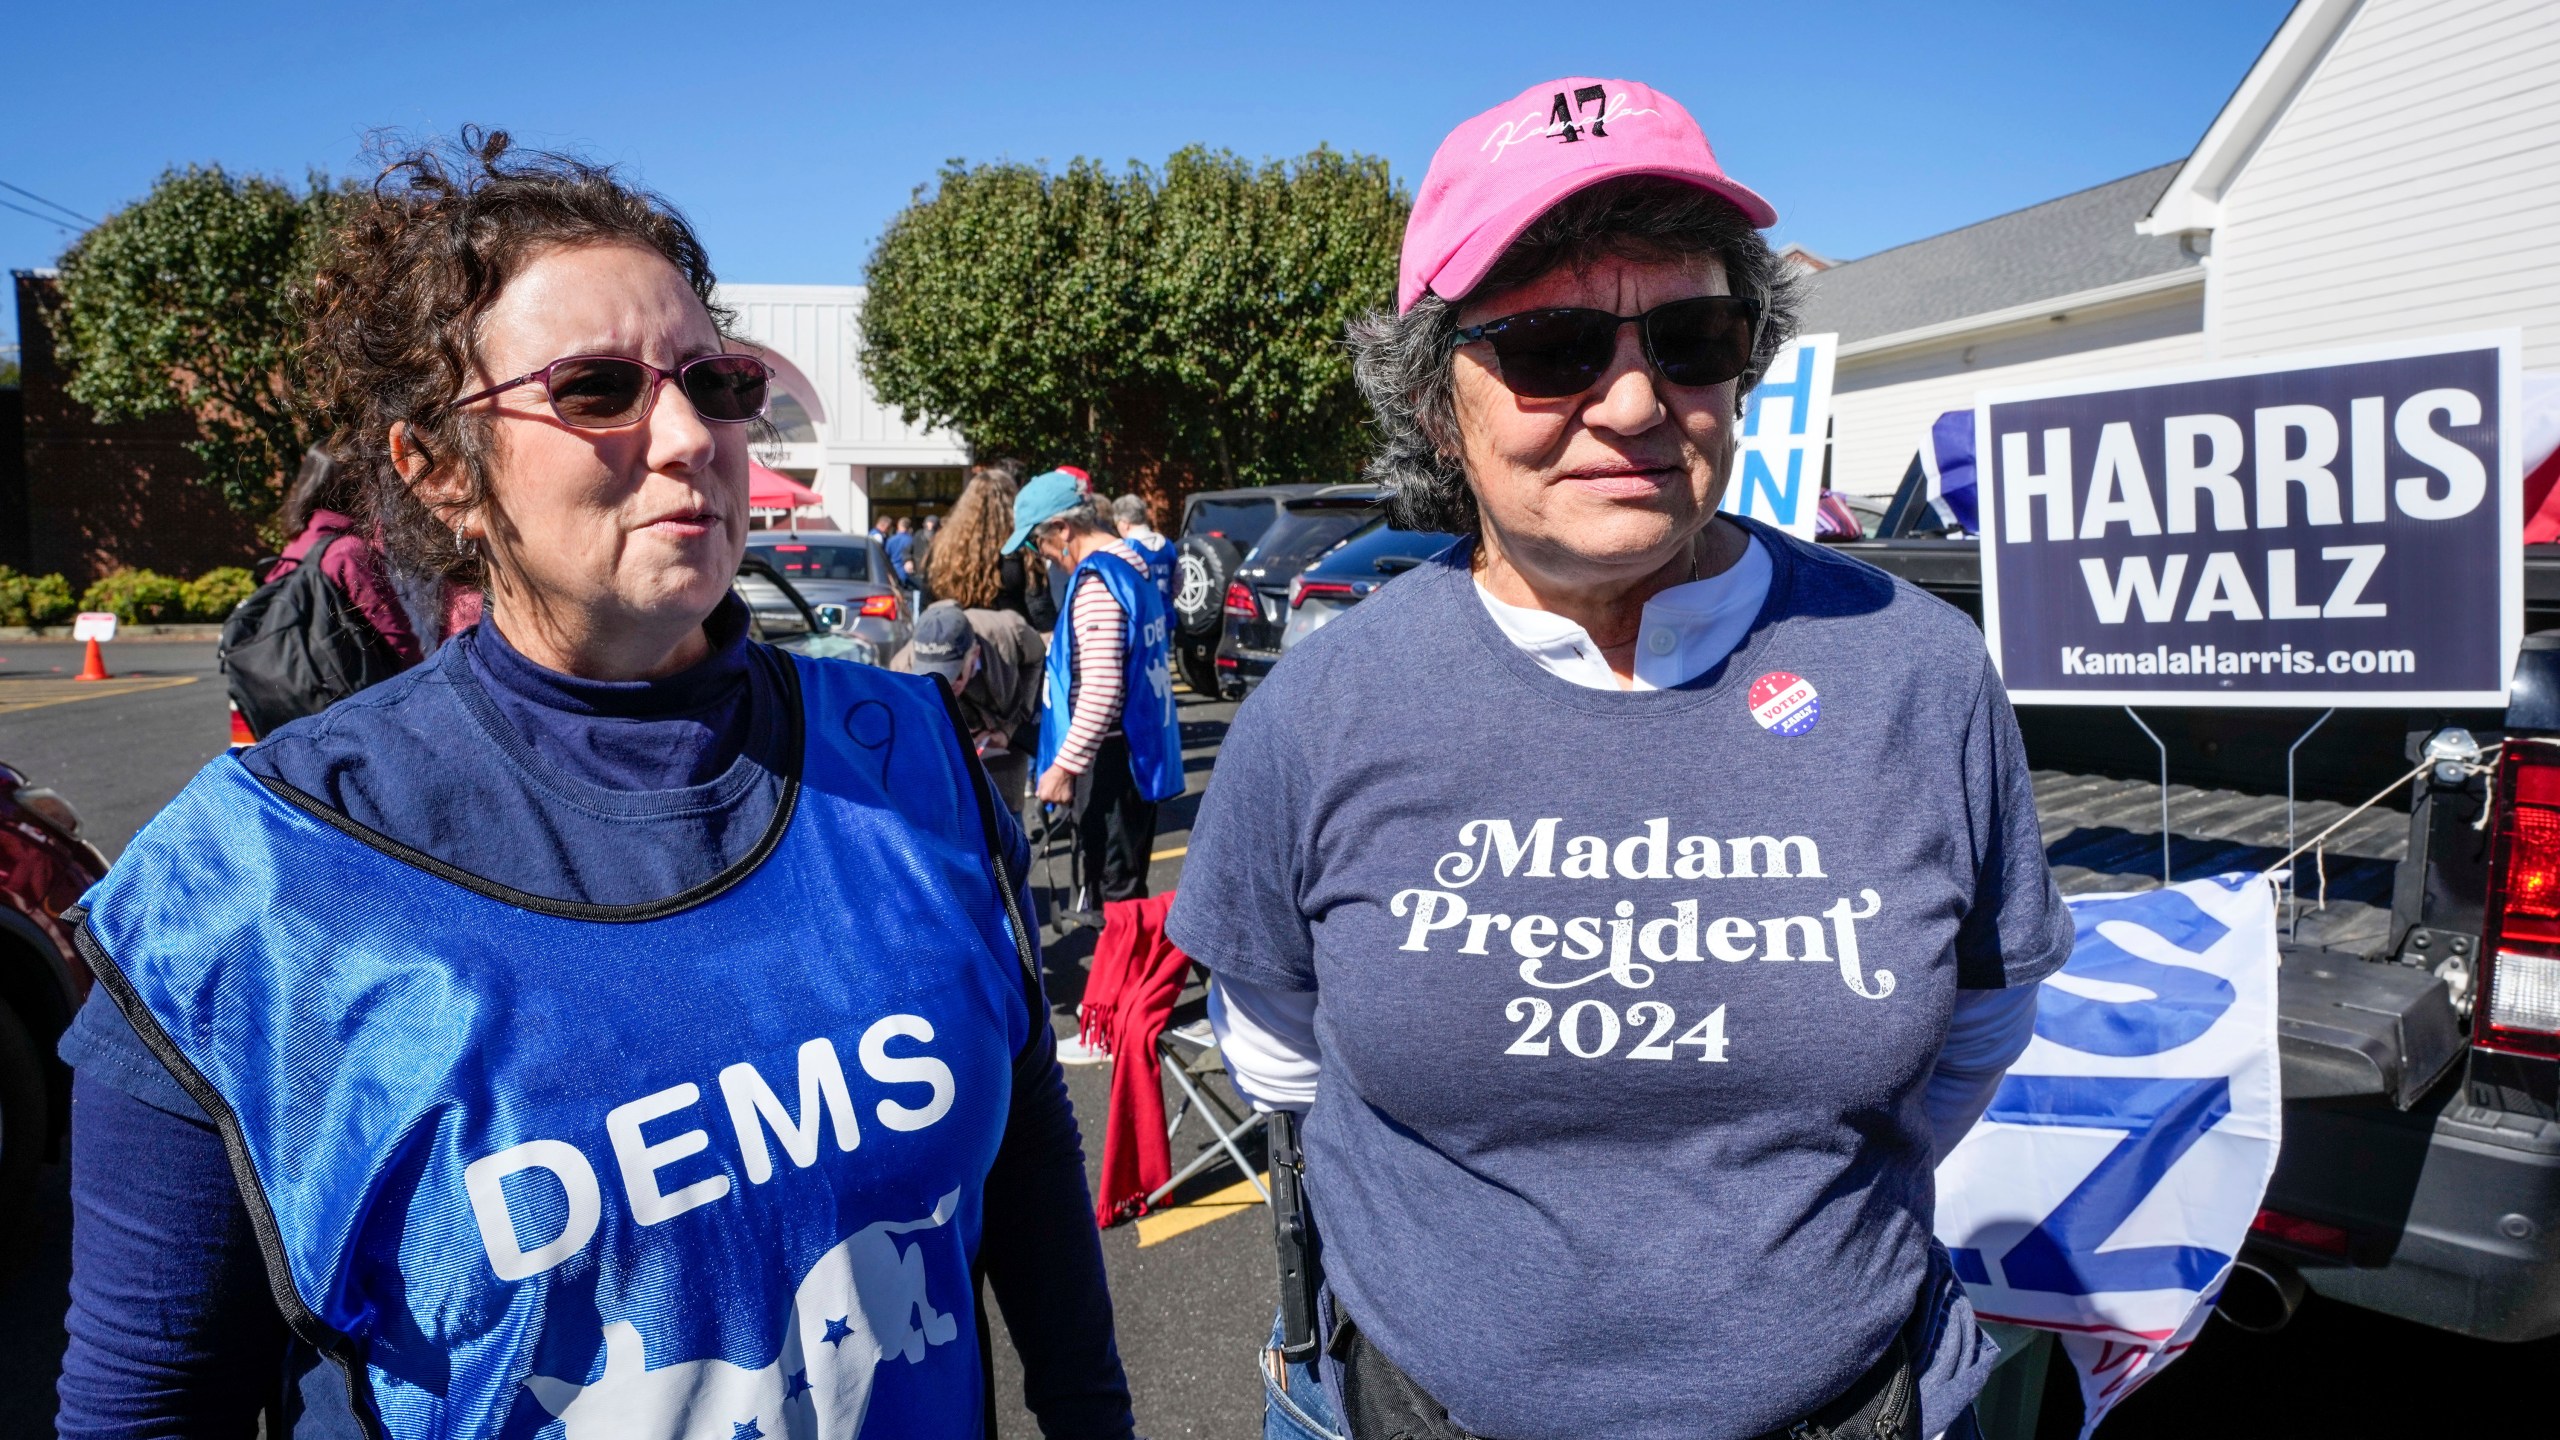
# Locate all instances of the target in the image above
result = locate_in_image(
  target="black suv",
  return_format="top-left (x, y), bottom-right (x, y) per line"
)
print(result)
top-left (1170, 485), bottom-right (1339, 696)
top-left (1211, 486), bottom-right (1384, 696)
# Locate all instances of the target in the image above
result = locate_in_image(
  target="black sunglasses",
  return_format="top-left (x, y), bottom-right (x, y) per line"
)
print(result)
top-left (1455, 295), bottom-right (1761, 399)
top-left (450, 353), bottom-right (772, 429)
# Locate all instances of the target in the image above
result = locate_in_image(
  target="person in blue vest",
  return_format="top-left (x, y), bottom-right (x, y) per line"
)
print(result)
top-left (1018, 473), bottom-right (1185, 912)
top-left (54, 132), bottom-right (1135, 1440)
top-left (1110, 493), bottom-right (1178, 609)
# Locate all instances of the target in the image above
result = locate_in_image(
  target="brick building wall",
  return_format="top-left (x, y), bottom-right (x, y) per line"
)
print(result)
top-left (0, 386), bottom-right (24, 572)
top-left (12, 272), bottom-right (266, 589)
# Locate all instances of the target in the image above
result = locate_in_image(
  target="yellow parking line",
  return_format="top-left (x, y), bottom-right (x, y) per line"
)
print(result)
top-left (0, 675), bottom-right (197, 715)
top-left (1134, 1172), bottom-right (1269, 1248)
top-left (1151, 843), bottom-right (1188, 862)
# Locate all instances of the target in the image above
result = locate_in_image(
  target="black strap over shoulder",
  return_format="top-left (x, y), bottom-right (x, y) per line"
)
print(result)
top-left (927, 671), bottom-right (1043, 1017)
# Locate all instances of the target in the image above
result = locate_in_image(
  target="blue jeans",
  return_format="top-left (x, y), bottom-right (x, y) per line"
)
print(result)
top-left (1261, 1308), bottom-right (1346, 1440)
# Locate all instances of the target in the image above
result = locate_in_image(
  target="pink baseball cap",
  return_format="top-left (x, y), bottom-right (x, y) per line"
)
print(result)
top-left (1398, 77), bottom-right (1776, 314)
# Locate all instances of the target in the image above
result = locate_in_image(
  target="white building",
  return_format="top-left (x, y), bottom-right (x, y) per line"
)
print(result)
top-left (715, 284), bottom-right (970, 530)
top-left (1805, 0), bottom-right (2560, 496)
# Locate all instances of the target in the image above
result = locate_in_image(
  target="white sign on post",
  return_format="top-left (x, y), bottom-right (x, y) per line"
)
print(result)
top-left (1722, 332), bottom-right (1837, 538)
top-left (1976, 331), bottom-right (2521, 707)
top-left (72, 612), bottom-right (119, 643)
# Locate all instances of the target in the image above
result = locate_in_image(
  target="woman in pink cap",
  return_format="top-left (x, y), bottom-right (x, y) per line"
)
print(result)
top-left (1169, 78), bottom-right (2068, 1440)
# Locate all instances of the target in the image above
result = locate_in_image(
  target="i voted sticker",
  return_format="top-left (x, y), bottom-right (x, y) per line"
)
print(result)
top-left (1748, 671), bottom-right (1819, 736)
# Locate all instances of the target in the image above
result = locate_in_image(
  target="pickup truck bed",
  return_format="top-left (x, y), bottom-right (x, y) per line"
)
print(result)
top-left (1847, 534), bottom-right (2560, 1341)
top-left (2035, 769), bottom-right (2398, 956)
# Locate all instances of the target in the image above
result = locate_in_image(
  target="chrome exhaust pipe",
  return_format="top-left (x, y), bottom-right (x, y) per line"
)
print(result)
top-left (2214, 1256), bottom-right (2306, 1333)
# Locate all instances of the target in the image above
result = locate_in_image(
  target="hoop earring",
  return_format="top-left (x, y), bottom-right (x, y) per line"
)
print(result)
top-left (453, 522), bottom-right (471, 553)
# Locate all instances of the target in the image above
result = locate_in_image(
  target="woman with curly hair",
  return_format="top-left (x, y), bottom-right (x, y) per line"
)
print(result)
top-left (925, 466), bottom-right (1019, 610)
top-left (55, 132), bottom-right (1135, 1440)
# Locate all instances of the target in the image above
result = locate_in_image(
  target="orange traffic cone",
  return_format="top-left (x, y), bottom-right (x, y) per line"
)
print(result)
top-left (75, 638), bottom-right (111, 681)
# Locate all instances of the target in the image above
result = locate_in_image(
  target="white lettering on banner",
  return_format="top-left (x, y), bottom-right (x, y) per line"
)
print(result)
top-left (1934, 876), bottom-right (2281, 1438)
top-left (2253, 405), bottom-right (2343, 528)
top-left (2074, 547), bottom-right (2390, 626)
top-left (466, 1015), bottom-right (954, 1281)
top-left (2078, 423), bottom-right (2161, 538)
top-left (2059, 644), bottom-right (2414, 677)
top-left (2005, 428), bottom-right (2076, 542)
top-left (2000, 389), bottom-right (2490, 542)
top-left (2163, 415), bottom-right (2246, 533)
top-left (2395, 388), bottom-right (2488, 520)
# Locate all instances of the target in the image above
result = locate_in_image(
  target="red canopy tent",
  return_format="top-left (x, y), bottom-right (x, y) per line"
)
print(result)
top-left (748, 463), bottom-right (824, 512)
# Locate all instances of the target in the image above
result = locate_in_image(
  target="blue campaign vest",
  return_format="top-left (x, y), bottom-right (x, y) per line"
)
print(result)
top-left (1036, 549), bottom-right (1185, 804)
top-left (1128, 532), bottom-right (1176, 607)
top-left (74, 657), bottom-right (1035, 1440)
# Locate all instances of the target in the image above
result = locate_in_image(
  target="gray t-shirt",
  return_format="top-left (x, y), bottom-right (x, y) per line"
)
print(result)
top-left (1166, 525), bottom-right (2071, 1440)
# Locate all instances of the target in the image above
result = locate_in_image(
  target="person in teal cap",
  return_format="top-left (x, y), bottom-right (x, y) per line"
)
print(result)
top-left (1009, 470), bottom-right (1186, 910)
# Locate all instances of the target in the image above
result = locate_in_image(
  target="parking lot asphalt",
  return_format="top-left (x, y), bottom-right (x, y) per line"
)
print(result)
top-left (7, 654), bottom-right (2560, 1437)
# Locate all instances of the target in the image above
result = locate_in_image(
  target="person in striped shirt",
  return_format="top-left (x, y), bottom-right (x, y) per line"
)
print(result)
top-left (1011, 471), bottom-right (1181, 910)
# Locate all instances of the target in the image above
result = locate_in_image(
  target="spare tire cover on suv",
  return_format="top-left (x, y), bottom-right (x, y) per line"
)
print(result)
top-left (1175, 534), bottom-right (1241, 637)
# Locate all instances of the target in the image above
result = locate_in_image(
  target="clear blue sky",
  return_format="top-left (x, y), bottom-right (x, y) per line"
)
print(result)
top-left (1, 1), bottom-right (2294, 347)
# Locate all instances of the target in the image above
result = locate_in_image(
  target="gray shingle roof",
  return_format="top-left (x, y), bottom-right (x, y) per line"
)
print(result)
top-left (1795, 162), bottom-right (2196, 345)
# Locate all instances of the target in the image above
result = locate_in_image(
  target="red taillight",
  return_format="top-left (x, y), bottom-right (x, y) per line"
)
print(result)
top-left (2477, 747), bottom-right (2560, 1057)
top-left (773, 543), bottom-right (809, 552)
top-left (1289, 576), bottom-right (1356, 610)
top-left (858, 594), bottom-right (901, 620)
top-left (228, 704), bottom-right (256, 748)
top-left (1215, 655), bottom-right (1238, 668)
top-left (2250, 1207), bottom-right (2350, 1256)
top-left (1224, 582), bottom-right (1256, 619)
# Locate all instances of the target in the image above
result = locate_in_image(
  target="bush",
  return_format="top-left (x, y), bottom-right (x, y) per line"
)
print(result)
top-left (182, 566), bottom-right (256, 621)
top-left (81, 569), bottom-right (189, 625)
top-left (0, 569), bottom-right (76, 628)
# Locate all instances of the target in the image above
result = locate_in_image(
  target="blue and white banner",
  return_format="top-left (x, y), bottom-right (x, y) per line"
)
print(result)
top-left (1723, 332), bottom-right (1837, 538)
top-left (1935, 875), bottom-right (2281, 1437)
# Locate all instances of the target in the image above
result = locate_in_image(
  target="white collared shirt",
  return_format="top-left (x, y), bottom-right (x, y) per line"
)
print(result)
top-left (1472, 533), bottom-right (1774, 690)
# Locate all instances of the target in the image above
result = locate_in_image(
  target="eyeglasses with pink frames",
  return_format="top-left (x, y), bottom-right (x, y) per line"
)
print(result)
top-left (448, 353), bottom-right (773, 430)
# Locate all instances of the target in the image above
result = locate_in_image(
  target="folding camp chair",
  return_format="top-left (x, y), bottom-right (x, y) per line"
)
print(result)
top-left (1144, 1019), bottom-right (1271, 1210)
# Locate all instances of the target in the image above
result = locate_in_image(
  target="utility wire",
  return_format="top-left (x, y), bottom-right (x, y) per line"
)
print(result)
top-left (0, 180), bottom-right (96, 227)
top-left (0, 196), bottom-right (83, 232)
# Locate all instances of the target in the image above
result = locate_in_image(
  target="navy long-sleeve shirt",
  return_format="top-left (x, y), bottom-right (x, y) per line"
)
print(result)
top-left (57, 597), bottom-right (1132, 1438)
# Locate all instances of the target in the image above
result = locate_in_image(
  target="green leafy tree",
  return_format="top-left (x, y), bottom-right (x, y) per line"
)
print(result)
top-left (50, 166), bottom-right (353, 517)
top-left (861, 147), bottom-right (1405, 503)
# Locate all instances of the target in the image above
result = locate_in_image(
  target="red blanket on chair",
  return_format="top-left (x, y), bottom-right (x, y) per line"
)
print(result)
top-left (1081, 891), bottom-right (1192, 1227)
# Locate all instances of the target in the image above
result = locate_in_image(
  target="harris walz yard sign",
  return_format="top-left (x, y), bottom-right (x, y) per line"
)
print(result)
top-left (1978, 333), bottom-right (2520, 707)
